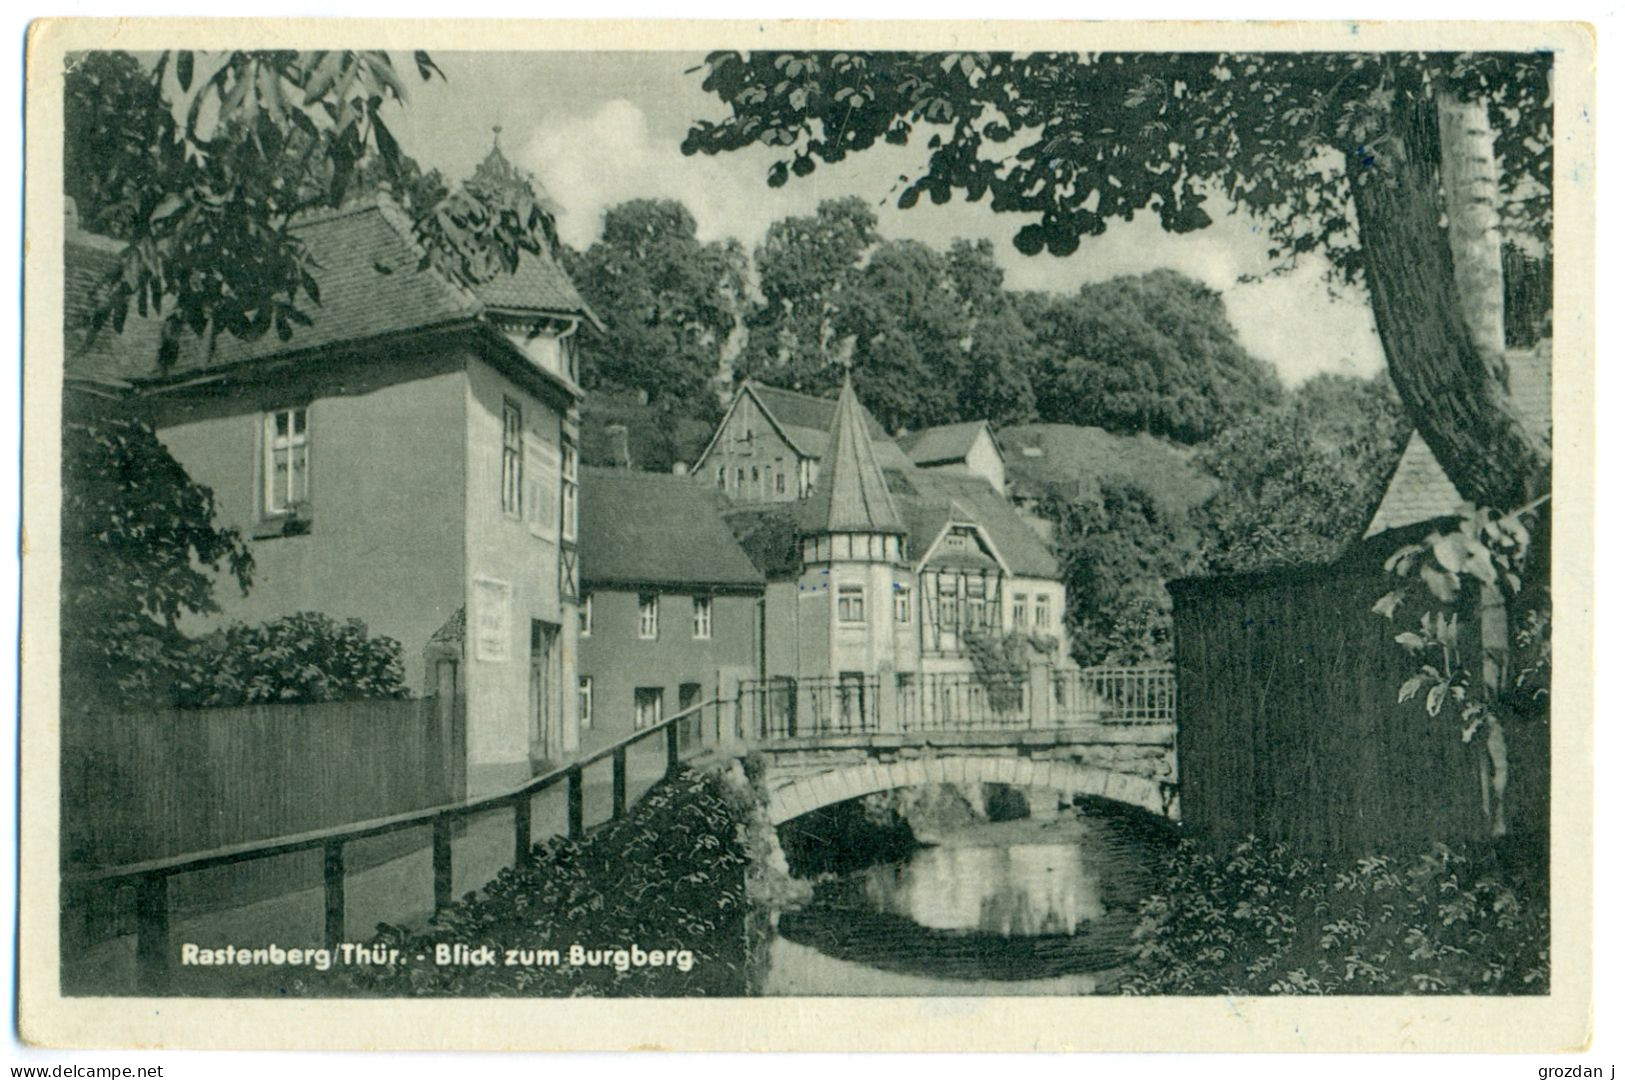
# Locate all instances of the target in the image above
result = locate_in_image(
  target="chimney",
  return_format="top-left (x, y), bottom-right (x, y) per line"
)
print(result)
top-left (605, 423), bottom-right (631, 469)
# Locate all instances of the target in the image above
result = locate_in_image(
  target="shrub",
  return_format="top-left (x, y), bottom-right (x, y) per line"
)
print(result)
top-left (1122, 837), bottom-right (1549, 996)
top-left (346, 767), bottom-right (750, 996)
top-left (173, 611), bottom-right (409, 707)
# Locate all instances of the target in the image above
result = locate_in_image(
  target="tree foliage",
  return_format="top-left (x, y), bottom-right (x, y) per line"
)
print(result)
top-left (64, 48), bottom-right (557, 363)
top-left (1039, 478), bottom-right (1202, 666)
top-left (1195, 373), bottom-right (1410, 573)
top-left (564, 199), bottom-right (747, 408)
top-left (60, 411), bottom-right (254, 707)
top-left (684, 49), bottom-right (1555, 508)
top-left (173, 612), bottom-right (409, 707)
top-left (1026, 270), bottom-right (1282, 443)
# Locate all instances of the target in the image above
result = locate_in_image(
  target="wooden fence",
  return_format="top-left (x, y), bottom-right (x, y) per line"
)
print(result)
top-left (63, 696), bottom-right (462, 869)
top-left (1170, 562), bottom-right (1547, 856)
top-left (61, 695), bottom-right (462, 942)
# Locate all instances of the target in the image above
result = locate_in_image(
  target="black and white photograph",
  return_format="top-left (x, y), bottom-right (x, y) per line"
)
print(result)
top-left (18, 18), bottom-right (1595, 1053)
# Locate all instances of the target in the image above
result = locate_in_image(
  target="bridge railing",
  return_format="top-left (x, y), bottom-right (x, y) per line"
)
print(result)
top-left (62, 696), bottom-right (724, 996)
top-left (902, 674), bottom-right (1031, 732)
top-left (1055, 663), bottom-right (1178, 725)
top-left (739, 676), bottom-right (881, 739)
top-left (743, 665), bottom-right (1177, 736)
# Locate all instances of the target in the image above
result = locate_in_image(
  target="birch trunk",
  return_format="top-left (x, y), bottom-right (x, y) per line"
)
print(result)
top-left (1348, 91), bottom-right (1549, 510)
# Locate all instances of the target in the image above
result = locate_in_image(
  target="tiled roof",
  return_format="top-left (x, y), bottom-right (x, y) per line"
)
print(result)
top-left (1364, 343), bottom-right (1552, 538)
top-left (800, 379), bottom-right (907, 536)
top-left (63, 231), bottom-right (168, 387)
top-left (741, 381), bottom-right (913, 469)
top-left (1362, 432), bottom-right (1467, 539)
top-left (579, 467), bottom-right (765, 590)
top-left (899, 421), bottom-right (992, 466)
top-left (470, 248), bottom-right (600, 327)
top-left (906, 470), bottom-right (1060, 579)
top-left (63, 195), bottom-right (596, 384)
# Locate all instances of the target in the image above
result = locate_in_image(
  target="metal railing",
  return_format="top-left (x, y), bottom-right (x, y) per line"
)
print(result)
top-left (902, 674), bottom-right (1031, 731)
top-left (62, 697), bottom-right (722, 995)
top-left (1054, 663), bottom-right (1177, 725)
top-left (738, 676), bottom-right (880, 738)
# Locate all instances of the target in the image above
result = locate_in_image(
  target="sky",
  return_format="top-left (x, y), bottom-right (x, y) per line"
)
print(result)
top-left (387, 50), bottom-right (1388, 387)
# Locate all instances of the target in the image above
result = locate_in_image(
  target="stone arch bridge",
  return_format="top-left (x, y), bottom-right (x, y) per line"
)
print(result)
top-left (747, 725), bottom-right (1179, 826)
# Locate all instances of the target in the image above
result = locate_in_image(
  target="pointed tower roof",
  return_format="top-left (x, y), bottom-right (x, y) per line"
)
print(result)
top-left (802, 378), bottom-right (907, 535)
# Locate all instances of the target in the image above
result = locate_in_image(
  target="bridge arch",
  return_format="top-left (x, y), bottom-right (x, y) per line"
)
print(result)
top-left (763, 755), bottom-right (1178, 825)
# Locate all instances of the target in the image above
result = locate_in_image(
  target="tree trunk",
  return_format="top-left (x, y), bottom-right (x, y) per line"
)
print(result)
top-left (1348, 91), bottom-right (1550, 510)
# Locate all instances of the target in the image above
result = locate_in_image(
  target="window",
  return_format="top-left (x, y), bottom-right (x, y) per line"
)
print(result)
top-left (501, 399), bottom-right (522, 516)
top-left (692, 596), bottom-right (712, 639)
top-left (1035, 593), bottom-right (1052, 629)
top-left (837, 584), bottom-right (865, 624)
top-left (775, 471), bottom-right (785, 495)
top-left (895, 585), bottom-right (911, 624)
top-left (1013, 593), bottom-right (1028, 629)
top-left (263, 406), bottom-right (309, 515)
top-left (561, 440), bottom-right (578, 541)
top-left (736, 467), bottom-right (745, 489)
top-left (751, 465), bottom-right (760, 489)
top-left (579, 593), bottom-right (592, 636)
top-left (634, 687), bottom-right (663, 730)
top-left (638, 593), bottom-right (659, 639)
top-left (578, 677), bottom-right (593, 730)
top-left (716, 465), bottom-right (727, 490)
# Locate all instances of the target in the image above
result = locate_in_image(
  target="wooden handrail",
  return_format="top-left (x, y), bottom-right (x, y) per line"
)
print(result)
top-left (64, 697), bottom-right (721, 888)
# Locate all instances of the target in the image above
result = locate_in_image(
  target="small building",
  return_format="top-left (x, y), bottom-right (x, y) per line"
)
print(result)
top-left (64, 151), bottom-right (600, 794)
top-left (576, 467), bottom-right (765, 743)
top-left (1361, 342), bottom-right (1552, 694)
top-left (898, 419), bottom-right (1007, 495)
top-left (694, 379), bottom-right (914, 503)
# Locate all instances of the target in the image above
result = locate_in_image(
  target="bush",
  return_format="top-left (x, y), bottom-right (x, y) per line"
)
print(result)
top-left (346, 767), bottom-right (750, 996)
top-left (173, 611), bottom-right (409, 707)
top-left (1122, 837), bottom-right (1549, 995)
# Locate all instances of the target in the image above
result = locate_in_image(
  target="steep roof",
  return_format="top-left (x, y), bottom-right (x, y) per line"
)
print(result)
top-left (1364, 343), bottom-right (1552, 538)
top-left (737, 381), bottom-right (914, 471)
top-left (906, 470), bottom-right (1060, 579)
top-left (579, 467), bottom-right (765, 591)
top-left (800, 379), bottom-right (907, 536)
top-left (63, 195), bottom-right (596, 385)
top-left (899, 420), bottom-right (994, 467)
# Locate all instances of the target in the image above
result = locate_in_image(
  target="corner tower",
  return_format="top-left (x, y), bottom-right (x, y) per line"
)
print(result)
top-left (796, 379), bottom-right (918, 687)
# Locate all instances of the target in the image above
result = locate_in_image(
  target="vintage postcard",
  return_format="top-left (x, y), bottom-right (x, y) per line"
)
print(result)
top-left (19, 18), bottom-right (1595, 1052)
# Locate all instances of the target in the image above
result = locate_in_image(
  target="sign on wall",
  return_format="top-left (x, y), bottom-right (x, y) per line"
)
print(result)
top-left (472, 575), bottom-right (513, 663)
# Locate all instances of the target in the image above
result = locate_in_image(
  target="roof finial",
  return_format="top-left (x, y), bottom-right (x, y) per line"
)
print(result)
top-left (492, 124), bottom-right (503, 149)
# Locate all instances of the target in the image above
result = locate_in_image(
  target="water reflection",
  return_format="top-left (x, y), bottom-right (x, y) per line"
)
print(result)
top-left (765, 800), bottom-right (1166, 995)
top-left (862, 843), bottom-right (1105, 936)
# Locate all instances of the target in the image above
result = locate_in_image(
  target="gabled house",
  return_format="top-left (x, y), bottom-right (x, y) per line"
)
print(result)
top-left (694, 379), bottom-right (914, 503)
top-left (64, 161), bottom-right (601, 794)
top-left (898, 419), bottom-right (1007, 495)
top-left (576, 467), bottom-right (764, 744)
top-left (737, 380), bottom-right (1068, 698)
